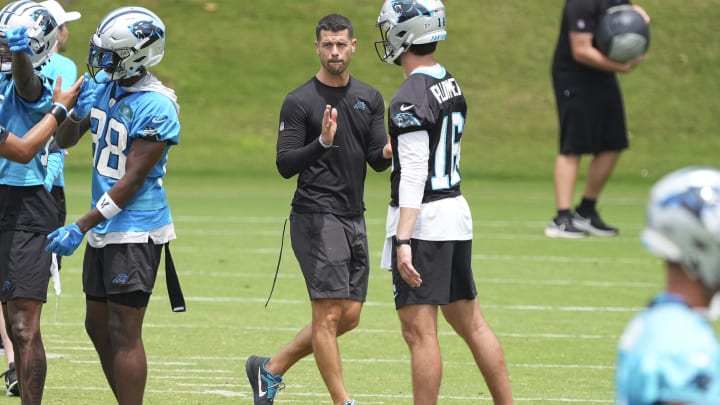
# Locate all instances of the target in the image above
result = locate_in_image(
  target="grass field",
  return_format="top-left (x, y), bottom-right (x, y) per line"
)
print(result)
top-left (23, 168), bottom-right (666, 404)
top-left (4, 0), bottom-right (718, 403)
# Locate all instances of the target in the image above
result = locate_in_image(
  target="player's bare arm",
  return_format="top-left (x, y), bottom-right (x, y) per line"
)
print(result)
top-left (0, 75), bottom-right (82, 162)
top-left (569, 32), bottom-right (640, 74)
top-left (75, 139), bottom-right (167, 233)
top-left (11, 49), bottom-right (42, 102)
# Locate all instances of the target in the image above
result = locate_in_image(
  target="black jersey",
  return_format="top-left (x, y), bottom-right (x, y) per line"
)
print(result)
top-left (552, 0), bottom-right (631, 79)
top-left (276, 76), bottom-right (390, 217)
top-left (387, 65), bottom-right (466, 207)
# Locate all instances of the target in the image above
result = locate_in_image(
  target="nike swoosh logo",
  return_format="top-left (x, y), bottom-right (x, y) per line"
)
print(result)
top-left (152, 117), bottom-right (167, 124)
top-left (400, 104), bottom-right (414, 111)
top-left (257, 367), bottom-right (266, 397)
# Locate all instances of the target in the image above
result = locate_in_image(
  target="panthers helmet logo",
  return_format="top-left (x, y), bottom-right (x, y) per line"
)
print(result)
top-left (130, 20), bottom-right (164, 49)
top-left (392, 0), bottom-right (431, 22)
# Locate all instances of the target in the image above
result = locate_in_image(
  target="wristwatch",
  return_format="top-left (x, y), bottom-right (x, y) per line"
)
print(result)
top-left (396, 238), bottom-right (412, 247)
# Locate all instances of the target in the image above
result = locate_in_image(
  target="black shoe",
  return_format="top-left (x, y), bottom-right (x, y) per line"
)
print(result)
top-left (1, 366), bottom-right (18, 396)
top-left (245, 355), bottom-right (284, 405)
top-left (572, 211), bottom-right (619, 236)
top-left (545, 214), bottom-right (587, 238)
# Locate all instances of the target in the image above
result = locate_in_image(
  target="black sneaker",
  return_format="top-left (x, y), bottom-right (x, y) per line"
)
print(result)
top-left (544, 214), bottom-right (587, 238)
top-left (245, 355), bottom-right (284, 405)
top-left (1, 366), bottom-right (18, 396)
top-left (572, 211), bottom-right (619, 236)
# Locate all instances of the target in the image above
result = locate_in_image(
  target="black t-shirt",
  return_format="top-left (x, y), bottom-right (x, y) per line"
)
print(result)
top-left (387, 65), bottom-right (465, 207)
top-left (552, 0), bottom-right (631, 78)
top-left (276, 76), bottom-right (390, 216)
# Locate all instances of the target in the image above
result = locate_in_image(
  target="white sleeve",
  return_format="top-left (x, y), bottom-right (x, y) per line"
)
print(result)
top-left (397, 130), bottom-right (429, 209)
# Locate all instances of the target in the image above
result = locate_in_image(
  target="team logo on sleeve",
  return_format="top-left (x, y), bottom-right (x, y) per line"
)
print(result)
top-left (392, 112), bottom-right (421, 128)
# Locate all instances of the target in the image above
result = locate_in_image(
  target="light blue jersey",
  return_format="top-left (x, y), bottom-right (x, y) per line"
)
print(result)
top-left (615, 293), bottom-right (720, 405)
top-left (40, 54), bottom-right (77, 90)
top-left (42, 54), bottom-right (79, 188)
top-left (87, 79), bottom-right (180, 235)
top-left (0, 75), bottom-right (54, 186)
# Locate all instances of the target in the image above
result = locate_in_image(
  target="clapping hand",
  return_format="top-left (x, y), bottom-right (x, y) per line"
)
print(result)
top-left (46, 223), bottom-right (84, 256)
top-left (52, 75), bottom-right (84, 111)
top-left (6, 26), bottom-right (33, 55)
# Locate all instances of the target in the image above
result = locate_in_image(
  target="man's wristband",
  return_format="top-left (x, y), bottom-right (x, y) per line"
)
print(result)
top-left (49, 102), bottom-right (67, 125)
top-left (95, 192), bottom-right (122, 219)
top-left (396, 238), bottom-right (412, 247)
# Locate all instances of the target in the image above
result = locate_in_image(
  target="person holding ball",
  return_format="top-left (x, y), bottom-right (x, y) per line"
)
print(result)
top-left (545, 0), bottom-right (650, 239)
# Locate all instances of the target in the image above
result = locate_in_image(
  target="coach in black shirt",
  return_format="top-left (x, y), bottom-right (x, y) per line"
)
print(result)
top-left (245, 13), bottom-right (391, 405)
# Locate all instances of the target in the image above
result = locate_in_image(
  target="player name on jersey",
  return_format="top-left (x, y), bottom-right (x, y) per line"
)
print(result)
top-left (429, 77), bottom-right (462, 104)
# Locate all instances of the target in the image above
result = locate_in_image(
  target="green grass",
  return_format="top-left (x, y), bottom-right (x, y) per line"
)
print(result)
top-left (16, 0), bottom-right (720, 403)
top-left (31, 169), bottom-right (664, 404)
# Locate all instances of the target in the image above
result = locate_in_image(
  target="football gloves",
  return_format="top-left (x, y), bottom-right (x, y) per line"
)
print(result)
top-left (46, 223), bottom-right (84, 256)
top-left (6, 26), bottom-right (33, 55)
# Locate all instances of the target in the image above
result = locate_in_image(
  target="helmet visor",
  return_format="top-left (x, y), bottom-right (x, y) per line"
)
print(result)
top-left (87, 43), bottom-right (123, 82)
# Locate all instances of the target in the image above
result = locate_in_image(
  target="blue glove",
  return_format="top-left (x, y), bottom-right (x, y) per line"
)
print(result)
top-left (44, 150), bottom-right (64, 191)
top-left (70, 73), bottom-right (97, 120)
top-left (46, 223), bottom-right (84, 256)
top-left (6, 26), bottom-right (33, 55)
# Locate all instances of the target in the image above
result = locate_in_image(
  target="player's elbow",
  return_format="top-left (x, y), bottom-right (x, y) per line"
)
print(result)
top-left (15, 150), bottom-right (34, 163)
top-left (276, 161), bottom-right (294, 179)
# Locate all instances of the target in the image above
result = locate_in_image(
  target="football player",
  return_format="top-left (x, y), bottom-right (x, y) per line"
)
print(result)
top-left (376, 0), bottom-right (514, 403)
top-left (46, 6), bottom-right (182, 404)
top-left (615, 166), bottom-right (720, 404)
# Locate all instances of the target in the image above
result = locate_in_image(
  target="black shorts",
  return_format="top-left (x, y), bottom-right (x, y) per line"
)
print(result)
top-left (0, 185), bottom-right (60, 233)
top-left (289, 211), bottom-right (369, 302)
top-left (83, 242), bottom-right (163, 299)
top-left (391, 239), bottom-right (477, 310)
top-left (552, 73), bottom-right (628, 155)
top-left (0, 230), bottom-right (51, 302)
top-left (50, 185), bottom-right (66, 229)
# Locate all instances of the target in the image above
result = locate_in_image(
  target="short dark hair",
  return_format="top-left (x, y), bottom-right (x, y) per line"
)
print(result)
top-left (409, 42), bottom-right (438, 56)
top-left (316, 13), bottom-right (353, 40)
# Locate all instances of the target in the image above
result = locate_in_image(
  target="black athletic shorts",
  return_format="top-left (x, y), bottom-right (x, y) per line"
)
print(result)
top-left (0, 185), bottom-right (59, 302)
top-left (289, 210), bottom-right (369, 302)
top-left (391, 239), bottom-right (477, 310)
top-left (0, 230), bottom-right (51, 302)
top-left (83, 241), bottom-right (163, 299)
top-left (552, 72), bottom-right (628, 155)
top-left (50, 185), bottom-right (66, 229)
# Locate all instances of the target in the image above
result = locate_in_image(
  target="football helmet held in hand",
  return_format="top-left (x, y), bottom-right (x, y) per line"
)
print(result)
top-left (87, 6), bottom-right (165, 82)
top-left (642, 166), bottom-right (720, 291)
top-left (0, 0), bottom-right (58, 73)
top-left (375, 0), bottom-right (446, 64)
